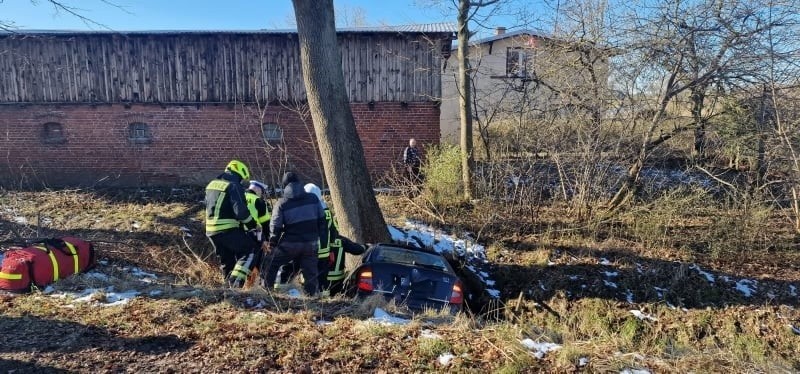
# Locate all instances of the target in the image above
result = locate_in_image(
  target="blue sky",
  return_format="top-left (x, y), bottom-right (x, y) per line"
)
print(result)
top-left (1, 0), bottom-right (544, 34)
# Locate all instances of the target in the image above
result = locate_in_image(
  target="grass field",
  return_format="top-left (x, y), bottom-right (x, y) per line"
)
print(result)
top-left (0, 187), bottom-right (798, 372)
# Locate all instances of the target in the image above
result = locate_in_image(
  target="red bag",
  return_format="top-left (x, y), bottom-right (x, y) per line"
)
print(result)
top-left (0, 237), bottom-right (96, 292)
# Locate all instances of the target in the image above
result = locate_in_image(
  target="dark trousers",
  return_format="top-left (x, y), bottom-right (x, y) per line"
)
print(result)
top-left (263, 241), bottom-right (319, 296)
top-left (207, 230), bottom-right (259, 285)
top-left (317, 258), bottom-right (330, 292)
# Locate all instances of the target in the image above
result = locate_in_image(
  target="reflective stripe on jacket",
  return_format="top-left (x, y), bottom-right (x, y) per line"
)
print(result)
top-left (205, 174), bottom-right (252, 235)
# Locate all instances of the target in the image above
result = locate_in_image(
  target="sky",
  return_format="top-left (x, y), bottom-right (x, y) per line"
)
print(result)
top-left (0, 0), bottom-right (542, 34)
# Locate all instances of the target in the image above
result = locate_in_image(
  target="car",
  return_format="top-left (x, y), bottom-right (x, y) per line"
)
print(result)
top-left (347, 243), bottom-right (465, 314)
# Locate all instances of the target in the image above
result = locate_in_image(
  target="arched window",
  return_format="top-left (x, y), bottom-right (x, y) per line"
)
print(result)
top-left (262, 123), bottom-right (283, 143)
top-left (41, 122), bottom-right (66, 144)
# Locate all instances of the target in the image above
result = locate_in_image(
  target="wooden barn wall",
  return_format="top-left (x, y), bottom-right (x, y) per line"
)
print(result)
top-left (0, 33), bottom-right (447, 104)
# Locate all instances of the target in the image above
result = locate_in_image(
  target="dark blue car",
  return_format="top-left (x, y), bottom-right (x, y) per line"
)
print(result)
top-left (348, 243), bottom-right (464, 314)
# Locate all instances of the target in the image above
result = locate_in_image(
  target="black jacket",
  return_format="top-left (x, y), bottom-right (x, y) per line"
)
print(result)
top-left (269, 182), bottom-right (327, 247)
top-left (403, 146), bottom-right (421, 167)
top-left (205, 172), bottom-right (252, 235)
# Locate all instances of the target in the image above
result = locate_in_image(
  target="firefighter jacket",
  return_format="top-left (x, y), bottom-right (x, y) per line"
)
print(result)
top-left (245, 190), bottom-right (271, 231)
top-left (327, 236), bottom-right (366, 282)
top-left (205, 172), bottom-right (253, 235)
top-left (318, 208), bottom-right (340, 259)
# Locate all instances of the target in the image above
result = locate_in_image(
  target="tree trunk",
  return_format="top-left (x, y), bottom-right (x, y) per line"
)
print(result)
top-left (457, 0), bottom-right (474, 200)
top-left (691, 86), bottom-right (707, 163)
top-left (292, 0), bottom-right (390, 266)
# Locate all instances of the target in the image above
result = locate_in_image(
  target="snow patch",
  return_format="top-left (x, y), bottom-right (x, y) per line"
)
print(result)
top-left (129, 267), bottom-right (158, 279)
top-left (13, 216), bottom-right (27, 224)
top-left (420, 329), bottom-right (442, 339)
top-left (620, 369), bottom-right (651, 374)
top-left (98, 260), bottom-right (109, 266)
top-left (603, 271), bottom-right (619, 277)
top-left (520, 339), bottom-right (562, 359)
top-left (70, 287), bottom-right (140, 307)
top-left (689, 264), bottom-right (715, 283)
top-left (599, 257), bottom-right (611, 265)
top-left (625, 290), bottom-right (634, 304)
top-left (370, 308), bottom-right (411, 325)
top-left (486, 289), bottom-right (501, 298)
top-left (789, 285), bottom-right (797, 297)
top-left (316, 320), bottom-right (333, 326)
top-left (630, 310), bottom-right (658, 322)
top-left (604, 280), bottom-right (618, 289)
top-left (148, 290), bottom-right (163, 297)
top-left (578, 357), bottom-right (589, 367)
top-left (735, 279), bottom-right (758, 297)
top-left (85, 271), bottom-right (110, 282)
top-left (286, 288), bottom-right (303, 298)
top-left (438, 353), bottom-right (456, 366)
top-left (568, 275), bottom-right (581, 281)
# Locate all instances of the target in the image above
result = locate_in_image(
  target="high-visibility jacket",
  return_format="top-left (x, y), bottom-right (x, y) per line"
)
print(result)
top-left (327, 237), bottom-right (366, 282)
top-left (205, 173), bottom-right (252, 235)
top-left (245, 191), bottom-right (271, 229)
top-left (318, 209), bottom-right (339, 259)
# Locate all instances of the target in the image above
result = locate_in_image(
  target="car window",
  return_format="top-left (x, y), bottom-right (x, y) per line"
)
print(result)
top-left (373, 247), bottom-right (448, 270)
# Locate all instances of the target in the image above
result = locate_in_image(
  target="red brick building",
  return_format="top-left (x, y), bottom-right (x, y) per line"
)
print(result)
top-left (0, 25), bottom-right (454, 187)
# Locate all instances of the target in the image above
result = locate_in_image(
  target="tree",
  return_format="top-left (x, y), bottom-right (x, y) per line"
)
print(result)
top-left (455, 0), bottom-right (501, 200)
top-left (291, 1), bottom-right (390, 254)
top-left (607, 0), bottom-right (795, 211)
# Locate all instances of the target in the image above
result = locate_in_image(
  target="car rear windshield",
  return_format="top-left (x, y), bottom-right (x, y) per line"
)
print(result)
top-left (372, 247), bottom-right (450, 271)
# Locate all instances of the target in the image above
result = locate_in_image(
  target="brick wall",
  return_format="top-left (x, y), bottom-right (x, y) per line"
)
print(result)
top-left (0, 102), bottom-right (439, 188)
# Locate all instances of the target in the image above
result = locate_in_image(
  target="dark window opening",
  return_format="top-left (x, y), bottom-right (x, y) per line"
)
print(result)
top-left (128, 122), bottom-right (152, 144)
top-left (41, 122), bottom-right (66, 144)
top-left (262, 123), bottom-right (283, 143)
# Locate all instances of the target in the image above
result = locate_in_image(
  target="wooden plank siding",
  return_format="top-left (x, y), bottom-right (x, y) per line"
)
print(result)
top-left (0, 32), bottom-right (449, 104)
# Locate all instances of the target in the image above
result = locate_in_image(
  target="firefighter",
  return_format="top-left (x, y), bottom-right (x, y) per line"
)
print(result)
top-left (326, 236), bottom-right (366, 296)
top-left (303, 183), bottom-right (337, 294)
top-left (205, 160), bottom-right (259, 288)
top-left (245, 180), bottom-right (272, 243)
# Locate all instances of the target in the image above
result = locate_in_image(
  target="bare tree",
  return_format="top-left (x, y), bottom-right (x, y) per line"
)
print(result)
top-left (1, 0), bottom-right (127, 31)
top-left (607, 0), bottom-right (795, 211)
top-left (291, 1), bottom-right (390, 253)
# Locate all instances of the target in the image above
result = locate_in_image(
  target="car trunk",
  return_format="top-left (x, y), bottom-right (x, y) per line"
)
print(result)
top-left (364, 262), bottom-right (457, 311)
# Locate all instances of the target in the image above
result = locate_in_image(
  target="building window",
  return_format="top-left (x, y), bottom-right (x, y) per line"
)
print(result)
top-left (506, 47), bottom-right (532, 78)
top-left (41, 122), bottom-right (66, 144)
top-left (262, 123), bottom-right (283, 143)
top-left (128, 122), bottom-right (151, 144)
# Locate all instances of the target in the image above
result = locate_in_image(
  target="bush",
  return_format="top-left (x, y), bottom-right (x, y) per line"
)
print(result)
top-left (421, 144), bottom-right (463, 207)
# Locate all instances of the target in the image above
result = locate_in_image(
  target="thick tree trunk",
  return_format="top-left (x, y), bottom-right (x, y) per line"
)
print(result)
top-left (457, 0), bottom-right (474, 200)
top-left (292, 0), bottom-right (390, 262)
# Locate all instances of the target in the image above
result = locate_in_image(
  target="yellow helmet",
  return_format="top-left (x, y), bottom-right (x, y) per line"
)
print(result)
top-left (225, 160), bottom-right (250, 180)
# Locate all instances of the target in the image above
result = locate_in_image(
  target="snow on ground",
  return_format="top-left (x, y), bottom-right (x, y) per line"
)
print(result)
top-left (419, 329), bottom-right (442, 339)
top-left (13, 216), bottom-right (27, 224)
top-left (599, 257), bottom-right (612, 265)
top-left (578, 357), bottom-right (589, 367)
top-left (735, 279), bottom-right (758, 297)
top-left (127, 267), bottom-right (158, 280)
top-left (789, 285), bottom-right (797, 297)
top-left (286, 288), bottom-right (303, 298)
top-left (520, 339), bottom-right (562, 359)
top-left (603, 271), bottom-right (619, 277)
top-left (369, 307), bottom-right (411, 325)
top-left (604, 280), bottom-right (618, 289)
top-left (688, 264), bottom-right (715, 283)
top-left (389, 221), bottom-right (501, 299)
top-left (620, 369), bottom-right (651, 374)
top-left (63, 287), bottom-right (141, 307)
top-left (630, 310), bottom-right (658, 322)
top-left (625, 290), bottom-right (634, 304)
top-left (437, 353), bottom-right (456, 366)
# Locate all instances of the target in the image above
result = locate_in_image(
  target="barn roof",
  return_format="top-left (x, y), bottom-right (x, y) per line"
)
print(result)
top-left (0, 23), bottom-right (457, 36)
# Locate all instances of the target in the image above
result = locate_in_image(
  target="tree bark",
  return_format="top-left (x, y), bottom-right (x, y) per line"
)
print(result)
top-left (457, 0), bottom-right (474, 200)
top-left (292, 0), bottom-right (390, 258)
top-left (691, 85), bottom-right (707, 163)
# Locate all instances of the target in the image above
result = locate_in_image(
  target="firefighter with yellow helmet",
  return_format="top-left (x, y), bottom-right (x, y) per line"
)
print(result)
top-left (205, 160), bottom-right (259, 287)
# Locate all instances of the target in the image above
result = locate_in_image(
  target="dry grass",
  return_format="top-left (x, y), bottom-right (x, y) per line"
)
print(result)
top-left (1, 188), bottom-right (799, 372)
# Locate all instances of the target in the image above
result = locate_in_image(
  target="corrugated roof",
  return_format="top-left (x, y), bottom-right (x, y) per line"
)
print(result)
top-left (0, 23), bottom-right (457, 36)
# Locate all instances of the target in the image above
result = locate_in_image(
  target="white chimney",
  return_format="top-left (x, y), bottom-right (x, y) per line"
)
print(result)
top-left (495, 27), bottom-right (507, 35)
